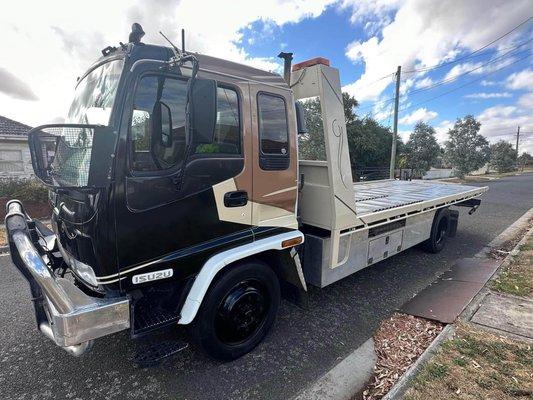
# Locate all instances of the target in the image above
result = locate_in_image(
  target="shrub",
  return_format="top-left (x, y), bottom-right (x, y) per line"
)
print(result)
top-left (0, 179), bottom-right (49, 202)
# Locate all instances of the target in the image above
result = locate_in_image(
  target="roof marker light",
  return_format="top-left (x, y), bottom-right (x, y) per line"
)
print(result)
top-left (292, 57), bottom-right (330, 71)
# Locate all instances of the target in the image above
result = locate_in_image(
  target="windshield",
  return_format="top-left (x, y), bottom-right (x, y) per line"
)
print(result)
top-left (66, 59), bottom-right (124, 125)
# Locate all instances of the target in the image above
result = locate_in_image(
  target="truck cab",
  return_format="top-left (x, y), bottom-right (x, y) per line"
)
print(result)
top-left (5, 25), bottom-right (486, 363)
top-left (6, 32), bottom-right (308, 361)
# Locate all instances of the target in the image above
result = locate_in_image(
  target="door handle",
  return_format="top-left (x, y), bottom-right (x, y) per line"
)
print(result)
top-left (224, 190), bottom-right (248, 207)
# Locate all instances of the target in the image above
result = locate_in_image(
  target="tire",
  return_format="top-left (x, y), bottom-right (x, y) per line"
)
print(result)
top-left (189, 260), bottom-right (280, 361)
top-left (423, 209), bottom-right (450, 253)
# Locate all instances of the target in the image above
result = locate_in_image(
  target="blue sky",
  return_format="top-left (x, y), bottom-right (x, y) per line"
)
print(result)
top-left (238, 5), bottom-right (532, 149)
top-left (1, 0), bottom-right (532, 152)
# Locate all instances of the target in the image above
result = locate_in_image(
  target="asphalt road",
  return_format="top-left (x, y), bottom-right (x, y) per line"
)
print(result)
top-left (1, 174), bottom-right (532, 400)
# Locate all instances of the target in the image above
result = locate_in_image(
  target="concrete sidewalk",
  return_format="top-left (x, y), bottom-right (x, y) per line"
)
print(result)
top-left (385, 207), bottom-right (533, 400)
top-left (470, 292), bottom-right (533, 342)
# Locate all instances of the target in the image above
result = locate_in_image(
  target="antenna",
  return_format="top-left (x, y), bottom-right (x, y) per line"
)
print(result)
top-left (181, 29), bottom-right (186, 53)
top-left (159, 31), bottom-right (181, 56)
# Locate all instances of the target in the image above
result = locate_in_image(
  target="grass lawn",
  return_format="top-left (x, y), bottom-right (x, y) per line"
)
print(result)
top-left (404, 323), bottom-right (533, 399)
top-left (0, 226), bottom-right (5, 247)
top-left (491, 238), bottom-right (533, 298)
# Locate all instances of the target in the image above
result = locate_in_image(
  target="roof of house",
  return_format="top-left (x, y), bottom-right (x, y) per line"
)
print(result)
top-left (0, 115), bottom-right (32, 136)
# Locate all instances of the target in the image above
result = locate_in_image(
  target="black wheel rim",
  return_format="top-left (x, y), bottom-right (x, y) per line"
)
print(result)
top-left (436, 218), bottom-right (448, 245)
top-left (214, 279), bottom-right (270, 346)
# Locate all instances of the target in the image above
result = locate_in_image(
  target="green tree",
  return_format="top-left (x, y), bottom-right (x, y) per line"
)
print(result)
top-left (489, 140), bottom-right (517, 173)
top-left (298, 92), bottom-right (401, 180)
top-left (298, 97), bottom-right (326, 160)
top-left (404, 122), bottom-right (441, 174)
top-left (348, 117), bottom-right (400, 172)
top-left (444, 115), bottom-right (489, 178)
top-left (518, 152), bottom-right (532, 170)
top-left (298, 92), bottom-right (359, 161)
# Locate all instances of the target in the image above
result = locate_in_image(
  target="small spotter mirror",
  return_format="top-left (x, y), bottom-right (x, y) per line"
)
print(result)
top-left (151, 101), bottom-right (173, 148)
top-left (295, 101), bottom-right (307, 135)
top-left (191, 79), bottom-right (217, 145)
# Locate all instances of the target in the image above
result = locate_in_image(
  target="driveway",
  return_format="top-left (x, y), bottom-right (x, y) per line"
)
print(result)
top-left (0, 173), bottom-right (532, 400)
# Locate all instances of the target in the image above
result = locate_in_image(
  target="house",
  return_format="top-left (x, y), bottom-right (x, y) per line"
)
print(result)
top-left (0, 115), bottom-right (33, 179)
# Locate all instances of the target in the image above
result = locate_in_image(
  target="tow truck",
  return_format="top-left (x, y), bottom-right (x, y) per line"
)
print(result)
top-left (5, 24), bottom-right (487, 363)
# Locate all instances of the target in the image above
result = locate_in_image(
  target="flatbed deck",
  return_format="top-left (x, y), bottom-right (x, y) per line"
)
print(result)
top-left (353, 179), bottom-right (487, 224)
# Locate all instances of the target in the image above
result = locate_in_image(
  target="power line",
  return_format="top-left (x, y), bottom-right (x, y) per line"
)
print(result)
top-left (354, 16), bottom-right (532, 109)
top-left (358, 42), bottom-right (528, 112)
top-left (357, 72), bottom-right (395, 89)
top-left (403, 16), bottom-right (532, 73)
top-left (399, 52), bottom-right (531, 113)
top-left (404, 41), bottom-right (532, 96)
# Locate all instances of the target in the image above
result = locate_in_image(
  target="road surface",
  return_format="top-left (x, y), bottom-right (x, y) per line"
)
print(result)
top-left (0, 173), bottom-right (532, 400)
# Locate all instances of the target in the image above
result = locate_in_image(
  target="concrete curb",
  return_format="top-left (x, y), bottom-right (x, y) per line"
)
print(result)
top-left (382, 325), bottom-right (456, 400)
top-left (474, 207), bottom-right (533, 259)
top-left (383, 206), bottom-right (533, 400)
top-left (292, 338), bottom-right (377, 400)
top-left (462, 217), bottom-right (533, 322)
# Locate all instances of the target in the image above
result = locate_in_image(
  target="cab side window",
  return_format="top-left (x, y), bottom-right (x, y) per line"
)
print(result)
top-left (130, 75), bottom-right (188, 172)
top-left (194, 86), bottom-right (241, 155)
top-left (257, 93), bottom-right (289, 170)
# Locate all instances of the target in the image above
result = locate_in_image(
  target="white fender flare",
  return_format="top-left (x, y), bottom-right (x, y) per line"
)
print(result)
top-left (178, 230), bottom-right (304, 325)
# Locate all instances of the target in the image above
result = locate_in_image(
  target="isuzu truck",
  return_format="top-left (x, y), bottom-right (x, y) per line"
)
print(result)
top-left (5, 24), bottom-right (487, 363)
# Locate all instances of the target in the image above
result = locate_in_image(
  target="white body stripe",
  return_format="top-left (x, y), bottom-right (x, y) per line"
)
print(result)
top-left (178, 230), bottom-right (304, 325)
top-left (262, 186), bottom-right (298, 198)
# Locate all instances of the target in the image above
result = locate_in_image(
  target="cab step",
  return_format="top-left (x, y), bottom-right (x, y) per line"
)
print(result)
top-left (134, 339), bottom-right (188, 367)
top-left (131, 295), bottom-right (181, 338)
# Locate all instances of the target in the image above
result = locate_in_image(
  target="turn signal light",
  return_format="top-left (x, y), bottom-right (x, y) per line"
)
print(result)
top-left (281, 236), bottom-right (303, 248)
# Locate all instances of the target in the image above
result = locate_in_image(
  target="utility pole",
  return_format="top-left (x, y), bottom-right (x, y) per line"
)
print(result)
top-left (390, 65), bottom-right (401, 179)
top-left (516, 126), bottom-right (520, 154)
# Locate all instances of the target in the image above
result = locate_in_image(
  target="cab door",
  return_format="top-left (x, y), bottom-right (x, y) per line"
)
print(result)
top-left (249, 84), bottom-right (298, 235)
top-left (113, 62), bottom-right (253, 289)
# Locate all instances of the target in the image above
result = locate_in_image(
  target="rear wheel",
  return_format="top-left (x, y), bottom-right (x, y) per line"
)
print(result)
top-left (423, 209), bottom-right (450, 253)
top-left (189, 260), bottom-right (280, 360)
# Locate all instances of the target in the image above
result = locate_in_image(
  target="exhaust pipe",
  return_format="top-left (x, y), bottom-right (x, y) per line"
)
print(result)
top-left (278, 52), bottom-right (293, 85)
top-left (39, 323), bottom-right (94, 356)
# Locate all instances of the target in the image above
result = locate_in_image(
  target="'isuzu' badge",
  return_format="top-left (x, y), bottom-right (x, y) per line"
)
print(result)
top-left (132, 269), bottom-right (173, 284)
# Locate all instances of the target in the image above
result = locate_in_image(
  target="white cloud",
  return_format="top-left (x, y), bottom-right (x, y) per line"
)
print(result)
top-left (464, 92), bottom-right (512, 99)
top-left (518, 92), bottom-right (533, 109)
top-left (506, 69), bottom-right (533, 90)
top-left (341, 0), bottom-right (402, 25)
top-left (434, 120), bottom-right (453, 143)
top-left (399, 107), bottom-right (438, 124)
top-left (480, 79), bottom-right (498, 87)
top-left (0, 0), bottom-right (337, 126)
top-left (342, 0), bottom-right (531, 101)
top-left (444, 62), bottom-right (484, 81)
top-left (414, 77), bottom-right (434, 89)
top-left (477, 99), bottom-right (533, 153)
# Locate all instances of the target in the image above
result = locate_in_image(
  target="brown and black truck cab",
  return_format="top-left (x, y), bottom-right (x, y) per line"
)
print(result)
top-left (5, 25), bottom-right (487, 363)
top-left (5, 27), bottom-right (306, 361)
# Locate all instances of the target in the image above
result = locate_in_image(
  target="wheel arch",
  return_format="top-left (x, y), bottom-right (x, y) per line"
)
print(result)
top-left (177, 230), bottom-right (304, 325)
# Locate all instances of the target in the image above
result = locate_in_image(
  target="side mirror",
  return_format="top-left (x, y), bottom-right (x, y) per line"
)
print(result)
top-left (151, 101), bottom-right (173, 148)
top-left (295, 101), bottom-right (307, 135)
top-left (191, 79), bottom-right (217, 144)
top-left (28, 124), bottom-right (116, 188)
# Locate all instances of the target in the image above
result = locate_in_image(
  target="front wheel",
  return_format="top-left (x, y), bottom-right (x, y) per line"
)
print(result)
top-left (189, 260), bottom-right (280, 360)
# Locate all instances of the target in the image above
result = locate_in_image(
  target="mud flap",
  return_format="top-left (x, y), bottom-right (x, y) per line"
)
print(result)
top-left (448, 209), bottom-right (459, 238)
top-left (276, 248), bottom-right (309, 309)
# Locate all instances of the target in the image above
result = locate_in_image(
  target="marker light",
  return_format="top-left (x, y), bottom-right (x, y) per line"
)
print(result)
top-left (292, 57), bottom-right (331, 71)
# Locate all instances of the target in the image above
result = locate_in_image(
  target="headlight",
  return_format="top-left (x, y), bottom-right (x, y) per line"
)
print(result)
top-left (71, 258), bottom-right (98, 287)
top-left (56, 238), bottom-right (99, 288)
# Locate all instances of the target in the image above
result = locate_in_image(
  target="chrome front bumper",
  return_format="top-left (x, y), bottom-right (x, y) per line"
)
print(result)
top-left (4, 200), bottom-right (130, 356)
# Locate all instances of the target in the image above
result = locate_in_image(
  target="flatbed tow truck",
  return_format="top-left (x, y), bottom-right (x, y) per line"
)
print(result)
top-left (5, 24), bottom-right (487, 363)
